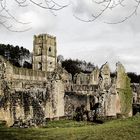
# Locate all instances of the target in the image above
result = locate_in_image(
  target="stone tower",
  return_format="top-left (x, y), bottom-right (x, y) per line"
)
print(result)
top-left (33, 34), bottom-right (57, 72)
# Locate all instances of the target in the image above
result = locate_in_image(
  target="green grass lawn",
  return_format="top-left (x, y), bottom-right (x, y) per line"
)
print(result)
top-left (0, 115), bottom-right (140, 140)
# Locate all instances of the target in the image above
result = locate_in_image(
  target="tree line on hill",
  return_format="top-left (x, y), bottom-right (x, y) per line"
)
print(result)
top-left (61, 58), bottom-right (95, 77)
top-left (110, 72), bottom-right (140, 83)
top-left (127, 72), bottom-right (140, 84)
top-left (62, 60), bottom-right (140, 83)
top-left (0, 44), bottom-right (32, 68)
top-left (0, 44), bottom-right (139, 83)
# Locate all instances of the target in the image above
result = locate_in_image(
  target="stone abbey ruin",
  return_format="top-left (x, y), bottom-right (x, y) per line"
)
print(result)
top-left (0, 33), bottom-right (139, 127)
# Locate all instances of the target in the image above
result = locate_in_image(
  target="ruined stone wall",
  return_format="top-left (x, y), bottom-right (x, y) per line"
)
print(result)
top-left (99, 63), bottom-right (118, 116)
top-left (131, 83), bottom-right (140, 104)
top-left (116, 62), bottom-right (132, 117)
top-left (100, 62), bottom-right (111, 89)
top-left (74, 73), bottom-right (90, 85)
top-left (64, 92), bottom-right (88, 118)
top-left (0, 53), bottom-right (133, 126)
top-left (0, 33), bottom-right (133, 126)
top-left (68, 62), bottom-right (132, 118)
top-left (73, 68), bottom-right (99, 87)
top-left (0, 72), bottom-right (65, 125)
top-left (0, 55), bottom-right (48, 83)
top-left (89, 67), bottom-right (99, 85)
top-left (13, 67), bottom-right (47, 81)
top-left (45, 76), bottom-right (65, 119)
top-left (0, 55), bottom-right (65, 125)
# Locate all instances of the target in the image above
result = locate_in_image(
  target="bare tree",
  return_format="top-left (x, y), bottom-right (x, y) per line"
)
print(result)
top-left (73, 0), bottom-right (140, 23)
top-left (0, 0), bottom-right (140, 31)
top-left (0, 0), bottom-right (68, 32)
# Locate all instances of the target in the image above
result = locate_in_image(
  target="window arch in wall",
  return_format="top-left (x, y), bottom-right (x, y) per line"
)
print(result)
top-left (37, 45), bottom-right (42, 55)
top-left (49, 47), bottom-right (51, 52)
top-left (38, 62), bottom-right (42, 70)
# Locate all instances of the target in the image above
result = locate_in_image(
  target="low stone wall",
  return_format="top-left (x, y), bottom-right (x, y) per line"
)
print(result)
top-left (72, 84), bottom-right (98, 92)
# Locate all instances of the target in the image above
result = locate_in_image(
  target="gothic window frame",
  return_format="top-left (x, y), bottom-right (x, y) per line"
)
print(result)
top-left (49, 47), bottom-right (51, 52)
top-left (38, 62), bottom-right (42, 70)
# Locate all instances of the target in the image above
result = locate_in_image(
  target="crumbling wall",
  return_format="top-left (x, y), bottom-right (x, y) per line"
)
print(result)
top-left (45, 73), bottom-right (65, 119)
top-left (116, 62), bottom-right (132, 117)
top-left (0, 80), bottom-right (49, 126)
top-left (0, 56), bottom-right (65, 125)
top-left (103, 80), bottom-right (120, 116)
top-left (89, 67), bottom-right (99, 85)
top-left (99, 62), bottom-right (118, 117)
top-left (13, 67), bottom-right (47, 81)
top-left (0, 78), bottom-right (65, 126)
top-left (131, 83), bottom-right (140, 104)
top-left (56, 65), bottom-right (72, 92)
top-left (100, 62), bottom-right (111, 89)
top-left (0, 52), bottom-right (133, 126)
top-left (74, 73), bottom-right (90, 85)
top-left (64, 92), bottom-right (88, 118)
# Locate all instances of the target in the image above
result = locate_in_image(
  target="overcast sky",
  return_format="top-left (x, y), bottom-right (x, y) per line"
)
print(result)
top-left (0, 0), bottom-right (140, 74)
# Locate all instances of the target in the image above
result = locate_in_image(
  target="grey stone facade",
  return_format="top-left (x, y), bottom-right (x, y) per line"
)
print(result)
top-left (0, 34), bottom-right (132, 126)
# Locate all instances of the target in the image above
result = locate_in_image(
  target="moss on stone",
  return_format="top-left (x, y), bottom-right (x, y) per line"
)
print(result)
top-left (118, 76), bottom-right (132, 116)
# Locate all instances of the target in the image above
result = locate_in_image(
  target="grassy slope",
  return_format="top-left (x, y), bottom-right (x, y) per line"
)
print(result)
top-left (0, 116), bottom-right (140, 140)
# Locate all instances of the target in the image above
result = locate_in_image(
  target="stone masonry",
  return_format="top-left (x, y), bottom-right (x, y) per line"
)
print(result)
top-left (0, 33), bottom-right (132, 126)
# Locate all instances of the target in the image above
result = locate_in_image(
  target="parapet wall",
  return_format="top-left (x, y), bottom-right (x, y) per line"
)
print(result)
top-left (12, 66), bottom-right (47, 81)
top-left (0, 55), bottom-right (48, 82)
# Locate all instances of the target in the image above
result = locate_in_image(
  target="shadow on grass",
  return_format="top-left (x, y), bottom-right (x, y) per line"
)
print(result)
top-left (93, 120), bottom-right (104, 124)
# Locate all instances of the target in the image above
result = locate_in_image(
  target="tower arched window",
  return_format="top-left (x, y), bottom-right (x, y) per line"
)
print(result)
top-left (38, 45), bottom-right (42, 55)
top-left (49, 47), bottom-right (51, 52)
top-left (38, 62), bottom-right (42, 70)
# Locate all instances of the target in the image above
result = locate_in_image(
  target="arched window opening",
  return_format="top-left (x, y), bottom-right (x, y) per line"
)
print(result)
top-left (38, 62), bottom-right (42, 70)
top-left (49, 47), bottom-right (51, 52)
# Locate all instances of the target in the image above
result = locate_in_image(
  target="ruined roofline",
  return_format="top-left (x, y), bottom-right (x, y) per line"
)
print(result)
top-left (99, 61), bottom-right (126, 73)
top-left (100, 62), bottom-right (109, 70)
top-left (34, 33), bottom-right (56, 39)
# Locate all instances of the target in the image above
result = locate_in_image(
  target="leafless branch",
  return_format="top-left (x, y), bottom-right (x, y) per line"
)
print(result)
top-left (15, 0), bottom-right (28, 7)
top-left (73, 0), bottom-right (112, 22)
top-left (29, 0), bottom-right (68, 11)
top-left (73, 0), bottom-right (140, 24)
top-left (0, 0), bottom-right (140, 31)
top-left (105, 0), bottom-right (140, 24)
top-left (0, 0), bottom-right (68, 32)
